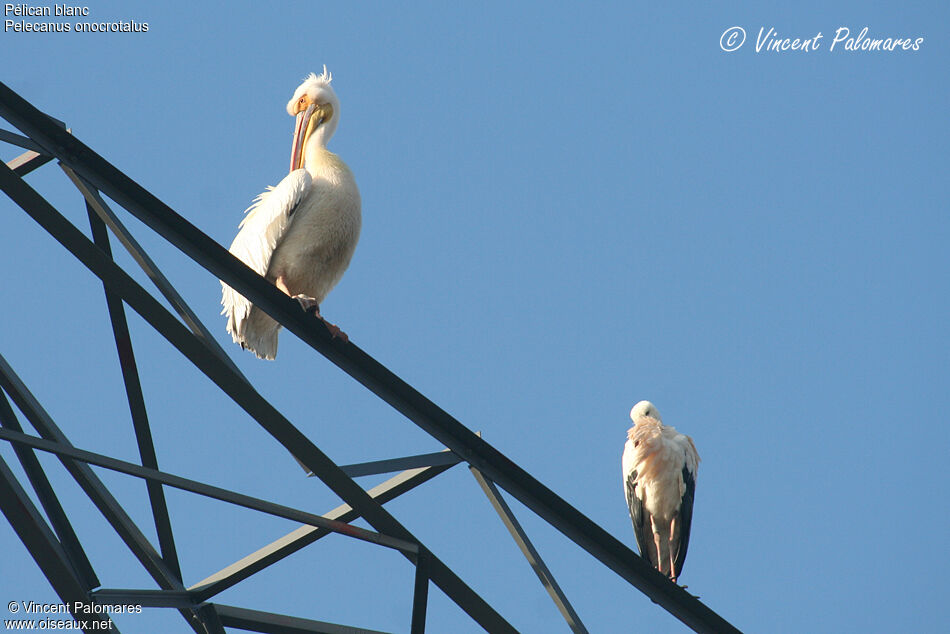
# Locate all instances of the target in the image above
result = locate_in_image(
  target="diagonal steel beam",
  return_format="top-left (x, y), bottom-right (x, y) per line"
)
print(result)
top-left (471, 467), bottom-right (588, 633)
top-left (0, 161), bottom-right (517, 633)
top-left (0, 427), bottom-right (419, 555)
top-left (92, 588), bottom-right (197, 609)
top-left (62, 165), bottom-right (247, 383)
top-left (213, 604), bottom-right (393, 634)
top-left (338, 450), bottom-right (461, 478)
top-left (91, 585), bottom-right (241, 634)
top-left (88, 590), bottom-right (227, 634)
top-left (195, 603), bottom-right (227, 634)
top-left (0, 389), bottom-right (99, 589)
top-left (190, 455), bottom-right (458, 601)
top-left (7, 149), bottom-right (53, 176)
top-left (0, 358), bottom-right (185, 587)
top-left (0, 358), bottom-right (208, 634)
top-left (0, 127), bottom-right (47, 152)
top-left (0, 454), bottom-right (115, 633)
top-left (0, 82), bottom-right (741, 633)
top-left (87, 202), bottom-right (182, 582)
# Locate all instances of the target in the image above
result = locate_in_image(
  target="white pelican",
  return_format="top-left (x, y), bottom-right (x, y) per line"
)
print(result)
top-left (622, 400), bottom-right (700, 582)
top-left (221, 67), bottom-right (361, 359)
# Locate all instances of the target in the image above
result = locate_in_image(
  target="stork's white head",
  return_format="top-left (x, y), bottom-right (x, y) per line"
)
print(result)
top-left (287, 66), bottom-right (341, 172)
top-left (630, 400), bottom-right (662, 423)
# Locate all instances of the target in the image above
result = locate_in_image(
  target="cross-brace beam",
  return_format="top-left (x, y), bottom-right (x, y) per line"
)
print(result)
top-left (0, 454), bottom-right (114, 633)
top-left (0, 159), bottom-right (516, 633)
top-left (0, 80), bottom-right (743, 633)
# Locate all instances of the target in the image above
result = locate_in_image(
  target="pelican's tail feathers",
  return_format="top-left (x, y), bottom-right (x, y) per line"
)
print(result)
top-left (240, 307), bottom-right (281, 361)
top-left (222, 283), bottom-right (280, 361)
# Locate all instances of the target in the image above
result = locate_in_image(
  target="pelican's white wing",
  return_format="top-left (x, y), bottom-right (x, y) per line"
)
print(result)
top-left (221, 168), bottom-right (312, 345)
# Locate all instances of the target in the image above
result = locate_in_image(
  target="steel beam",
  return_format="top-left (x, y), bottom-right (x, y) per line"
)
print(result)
top-left (194, 604), bottom-right (228, 634)
top-left (410, 548), bottom-right (429, 634)
top-left (63, 165), bottom-right (247, 382)
top-left (7, 149), bottom-right (52, 176)
top-left (0, 389), bottom-right (99, 589)
top-left (0, 161), bottom-right (517, 634)
top-left (89, 590), bottom-right (227, 634)
top-left (0, 127), bottom-right (47, 152)
top-left (338, 451), bottom-right (461, 478)
top-left (0, 454), bottom-right (114, 633)
top-left (0, 427), bottom-right (419, 555)
top-left (190, 456), bottom-right (458, 601)
top-left (87, 203), bottom-right (182, 581)
top-left (0, 357), bottom-right (186, 588)
top-left (0, 81), bottom-right (741, 633)
top-left (92, 589), bottom-right (197, 609)
top-left (213, 604), bottom-right (392, 634)
top-left (471, 467), bottom-right (588, 633)
top-left (0, 358), bottom-right (208, 634)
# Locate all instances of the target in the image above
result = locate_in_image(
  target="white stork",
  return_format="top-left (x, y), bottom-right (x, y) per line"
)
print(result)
top-left (221, 67), bottom-right (361, 359)
top-left (622, 400), bottom-right (700, 582)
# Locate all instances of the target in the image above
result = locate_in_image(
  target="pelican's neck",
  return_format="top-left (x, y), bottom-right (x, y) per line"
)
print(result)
top-left (303, 132), bottom-right (332, 175)
top-left (302, 136), bottom-right (350, 183)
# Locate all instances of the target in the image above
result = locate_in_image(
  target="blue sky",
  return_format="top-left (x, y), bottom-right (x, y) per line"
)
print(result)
top-left (1, 1), bottom-right (947, 632)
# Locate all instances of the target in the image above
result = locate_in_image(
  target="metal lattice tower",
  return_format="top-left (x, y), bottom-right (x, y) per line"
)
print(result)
top-left (0, 81), bottom-right (741, 634)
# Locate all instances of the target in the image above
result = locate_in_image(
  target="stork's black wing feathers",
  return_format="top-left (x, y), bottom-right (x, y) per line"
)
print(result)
top-left (672, 462), bottom-right (696, 579)
top-left (625, 470), bottom-right (655, 566)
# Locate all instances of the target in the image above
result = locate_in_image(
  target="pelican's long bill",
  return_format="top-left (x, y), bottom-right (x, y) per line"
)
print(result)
top-left (289, 102), bottom-right (317, 172)
top-left (289, 102), bottom-right (333, 172)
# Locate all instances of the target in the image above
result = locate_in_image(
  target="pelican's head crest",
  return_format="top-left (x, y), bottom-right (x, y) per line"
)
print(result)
top-left (287, 65), bottom-right (338, 117)
top-left (304, 65), bottom-right (333, 87)
top-left (286, 66), bottom-right (342, 169)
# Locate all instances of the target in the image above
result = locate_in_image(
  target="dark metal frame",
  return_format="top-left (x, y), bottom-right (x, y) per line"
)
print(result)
top-left (0, 81), bottom-right (741, 633)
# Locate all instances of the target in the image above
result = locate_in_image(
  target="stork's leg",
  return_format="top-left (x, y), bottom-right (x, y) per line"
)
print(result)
top-left (652, 531), bottom-right (664, 575)
top-left (668, 515), bottom-right (679, 582)
top-left (650, 516), bottom-right (668, 577)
